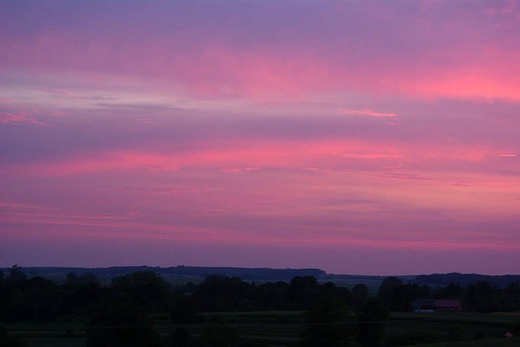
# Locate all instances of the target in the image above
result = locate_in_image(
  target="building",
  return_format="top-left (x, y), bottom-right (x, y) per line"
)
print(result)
top-left (413, 299), bottom-right (461, 312)
top-left (434, 300), bottom-right (461, 312)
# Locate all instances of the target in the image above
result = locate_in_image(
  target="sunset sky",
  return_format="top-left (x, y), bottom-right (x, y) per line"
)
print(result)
top-left (1, 0), bottom-right (519, 275)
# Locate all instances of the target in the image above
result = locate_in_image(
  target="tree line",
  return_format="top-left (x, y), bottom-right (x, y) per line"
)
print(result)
top-left (1, 266), bottom-right (519, 346)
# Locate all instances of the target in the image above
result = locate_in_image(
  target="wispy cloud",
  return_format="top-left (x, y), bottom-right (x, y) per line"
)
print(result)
top-left (1, 1), bottom-right (520, 274)
top-left (2, 2), bottom-right (520, 101)
top-left (0, 103), bottom-right (48, 126)
top-left (341, 108), bottom-right (399, 118)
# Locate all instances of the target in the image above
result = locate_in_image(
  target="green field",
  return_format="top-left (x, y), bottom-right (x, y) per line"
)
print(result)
top-left (2, 311), bottom-right (519, 347)
top-left (1, 322), bottom-right (86, 347)
top-left (391, 311), bottom-right (520, 325)
top-left (404, 337), bottom-right (519, 347)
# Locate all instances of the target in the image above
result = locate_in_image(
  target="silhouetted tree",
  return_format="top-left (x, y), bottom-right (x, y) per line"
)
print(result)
top-left (200, 320), bottom-right (239, 347)
top-left (7, 265), bottom-right (26, 283)
top-left (434, 283), bottom-right (462, 300)
top-left (87, 303), bottom-right (160, 347)
top-left (110, 271), bottom-right (171, 311)
top-left (465, 281), bottom-right (498, 312)
top-left (513, 322), bottom-right (520, 336)
top-left (356, 298), bottom-right (388, 347)
top-left (62, 282), bottom-right (103, 316)
top-left (65, 272), bottom-right (100, 286)
top-left (418, 284), bottom-right (431, 299)
top-left (25, 276), bottom-right (61, 322)
top-left (170, 295), bottom-right (200, 324)
top-left (319, 281), bottom-right (351, 303)
top-left (351, 283), bottom-right (369, 309)
top-left (301, 297), bottom-right (351, 347)
top-left (165, 327), bottom-right (196, 347)
top-left (239, 340), bottom-right (269, 347)
top-left (377, 277), bottom-right (404, 311)
top-left (289, 276), bottom-right (319, 310)
top-left (194, 275), bottom-right (252, 312)
top-left (0, 328), bottom-right (26, 347)
top-left (255, 281), bottom-right (289, 310)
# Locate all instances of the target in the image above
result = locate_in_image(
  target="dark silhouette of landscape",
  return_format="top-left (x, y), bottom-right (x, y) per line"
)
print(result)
top-left (1, 265), bottom-right (519, 347)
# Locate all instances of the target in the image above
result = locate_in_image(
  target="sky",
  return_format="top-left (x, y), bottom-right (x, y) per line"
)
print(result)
top-left (1, 0), bottom-right (519, 275)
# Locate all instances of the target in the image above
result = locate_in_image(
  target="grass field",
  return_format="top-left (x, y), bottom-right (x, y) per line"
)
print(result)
top-left (404, 337), bottom-right (519, 347)
top-left (23, 337), bottom-right (86, 347)
top-left (1, 322), bottom-right (86, 347)
top-left (3, 310), bottom-right (519, 346)
top-left (391, 311), bottom-right (520, 325)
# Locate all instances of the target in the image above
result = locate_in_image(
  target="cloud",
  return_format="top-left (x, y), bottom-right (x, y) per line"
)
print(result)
top-left (0, 113), bottom-right (47, 126)
top-left (0, 101), bottom-right (49, 126)
top-left (2, 1), bottom-right (520, 101)
top-left (1, 138), bottom-right (505, 179)
top-left (2, 1), bottom-right (520, 274)
top-left (341, 108), bottom-right (399, 118)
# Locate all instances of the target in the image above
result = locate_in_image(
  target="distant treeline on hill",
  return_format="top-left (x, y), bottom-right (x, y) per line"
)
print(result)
top-left (3, 266), bottom-right (519, 288)
top-left (415, 273), bottom-right (520, 289)
top-left (15, 265), bottom-right (327, 282)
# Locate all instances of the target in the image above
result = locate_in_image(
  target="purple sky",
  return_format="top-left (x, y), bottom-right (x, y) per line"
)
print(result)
top-left (1, 0), bottom-right (519, 275)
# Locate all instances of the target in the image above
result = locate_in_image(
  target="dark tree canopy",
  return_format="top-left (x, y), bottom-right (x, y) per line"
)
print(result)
top-left (87, 303), bottom-right (160, 347)
top-left (0, 328), bottom-right (26, 347)
top-left (378, 277), bottom-right (403, 297)
top-left (352, 283), bottom-right (369, 309)
top-left (356, 298), bottom-right (389, 347)
top-left (357, 298), bottom-right (389, 322)
top-left (7, 265), bottom-right (26, 283)
top-left (289, 276), bottom-right (319, 309)
top-left (111, 271), bottom-right (171, 310)
top-left (2, 266), bottom-right (520, 347)
top-left (65, 272), bottom-right (100, 286)
top-left (200, 321), bottom-right (239, 347)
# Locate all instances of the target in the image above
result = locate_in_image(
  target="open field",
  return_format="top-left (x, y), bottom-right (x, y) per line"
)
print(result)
top-left (2, 310), bottom-right (519, 346)
top-left (391, 311), bottom-right (520, 325)
top-left (0, 322), bottom-right (86, 347)
top-left (23, 337), bottom-right (86, 347)
top-left (404, 337), bottom-right (519, 347)
top-left (385, 312), bottom-right (519, 346)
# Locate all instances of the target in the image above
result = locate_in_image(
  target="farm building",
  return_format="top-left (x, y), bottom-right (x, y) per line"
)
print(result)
top-left (413, 299), bottom-right (461, 312)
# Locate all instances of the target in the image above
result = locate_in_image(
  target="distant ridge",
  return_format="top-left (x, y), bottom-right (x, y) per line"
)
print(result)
top-left (10, 265), bottom-right (327, 283)
top-left (414, 272), bottom-right (520, 289)
top-left (3, 267), bottom-right (519, 288)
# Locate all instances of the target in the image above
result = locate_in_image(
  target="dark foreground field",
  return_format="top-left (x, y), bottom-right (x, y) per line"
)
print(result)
top-left (2, 311), bottom-right (519, 347)
top-left (2, 268), bottom-right (519, 346)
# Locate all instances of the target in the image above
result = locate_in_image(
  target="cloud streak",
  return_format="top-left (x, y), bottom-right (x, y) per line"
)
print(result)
top-left (1, 0), bottom-right (519, 274)
top-left (2, 1), bottom-right (520, 101)
top-left (341, 109), bottom-right (399, 118)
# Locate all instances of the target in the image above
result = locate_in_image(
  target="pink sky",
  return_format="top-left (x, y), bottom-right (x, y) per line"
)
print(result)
top-left (1, 0), bottom-right (519, 275)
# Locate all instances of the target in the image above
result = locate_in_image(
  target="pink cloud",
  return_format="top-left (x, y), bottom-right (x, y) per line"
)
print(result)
top-left (3, 193), bottom-right (518, 253)
top-left (0, 113), bottom-right (47, 126)
top-left (2, 138), bottom-right (506, 178)
top-left (2, 2), bottom-right (520, 273)
top-left (0, 104), bottom-right (48, 126)
top-left (2, 2), bottom-right (520, 101)
top-left (341, 109), bottom-right (399, 118)
top-left (4, 215), bottom-right (518, 255)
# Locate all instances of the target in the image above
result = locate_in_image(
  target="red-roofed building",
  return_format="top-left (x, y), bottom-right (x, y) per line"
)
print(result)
top-left (413, 299), bottom-right (462, 312)
top-left (433, 300), bottom-right (462, 312)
